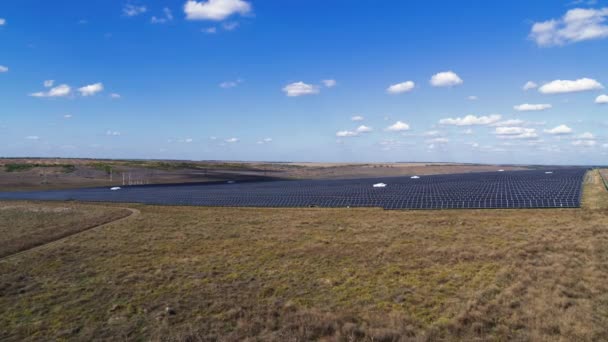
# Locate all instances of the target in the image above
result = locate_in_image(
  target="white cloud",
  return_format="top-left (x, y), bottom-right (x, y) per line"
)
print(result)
top-left (220, 79), bottom-right (242, 88)
top-left (572, 139), bottom-right (597, 146)
top-left (351, 115), bottom-right (364, 121)
top-left (50, 85), bottom-right (72, 97)
top-left (151, 7), bottom-right (173, 24)
top-left (0, 18), bottom-right (5, 26)
top-left (202, 27), bottom-right (217, 34)
top-left (463, 128), bottom-right (474, 135)
top-left (184, 0), bottom-right (252, 21)
top-left (30, 84), bottom-right (71, 98)
top-left (577, 132), bottom-right (595, 139)
top-left (322, 79), bottom-right (337, 88)
top-left (529, 7), bottom-right (608, 47)
top-left (538, 78), bottom-right (603, 94)
top-left (106, 130), bottom-right (121, 136)
top-left (44, 80), bottom-right (54, 88)
top-left (163, 7), bottom-right (174, 20)
top-left (222, 21), bottom-right (239, 30)
top-left (569, 0), bottom-right (599, 6)
top-left (427, 142), bottom-right (448, 151)
top-left (282, 82), bottom-right (319, 97)
top-left (430, 71), bottom-right (463, 87)
top-left (544, 124), bottom-right (573, 135)
top-left (123, 4), bottom-right (147, 17)
top-left (523, 81), bottom-right (538, 90)
top-left (356, 125), bottom-right (373, 133)
top-left (225, 137), bottom-right (239, 143)
top-left (386, 121), bottom-right (410, 132)
top-left (439, 114), bottom-right (501, 126)
top-left (110, 93), bottom-right (121, 99)
top-left (387, 81), bottom-right (415, 94)
top-left (514, 103), bottom-right (552, 111)
top-left (63, 114), bottom-right (73, 119)
top-left (492, 119), bottom-right (525, 127)
top-left (336, 130), bottom-right (358, 137)
top-left (78, 83), bottom-right (104, 96)
top-left (25, 135), bottom-right (40, 140)
top-left (257, 137), bottom-right (273, 144)
top-left (467, 95), bottom-right (478, 100)
top-left (0, 65), bottom-right (8, 73)
top-left (595, 94), bottom-right (608, 103)
top-left (495, 127), bottom-right (539, 139)
top-left (220, 81), bottom-right (237, 88)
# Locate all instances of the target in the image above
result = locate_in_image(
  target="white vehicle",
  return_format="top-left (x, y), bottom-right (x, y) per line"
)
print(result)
top-left (110, 187), bottom-right (121, 191)
top-left (373, 183), bottom-right (387, 188)
top-left (545, 171), bottom-right (553, 174)
top-left (410, 176), bottom-right (420, 179)
top-left (498, 169), bottom-right (505, 172)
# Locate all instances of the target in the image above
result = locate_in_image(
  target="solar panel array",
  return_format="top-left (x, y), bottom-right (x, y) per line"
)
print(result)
top-left (0, 169), bottom-right (587, 210)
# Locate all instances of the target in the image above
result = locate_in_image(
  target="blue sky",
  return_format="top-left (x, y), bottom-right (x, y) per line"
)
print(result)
top-left (1, 0), bottom-right (607, 164)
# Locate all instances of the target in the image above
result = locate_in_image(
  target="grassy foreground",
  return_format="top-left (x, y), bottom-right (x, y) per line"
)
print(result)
top-left (0, 203), bottom-right (131, 258)
top-left (0, 171), bottom-right (607, 341)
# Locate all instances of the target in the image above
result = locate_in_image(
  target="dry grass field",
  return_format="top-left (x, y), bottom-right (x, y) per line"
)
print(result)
top-left (0, 159), bottom-right (277, 192)
top-left (281, 163), bottom-right (527, 180)
top-left (600, 169), bottom-right (608, 189)
top-left (0, 158), bottom-right (525, 191)
top-left (1, 170), bottom-right (607, 341)
top-left (0, 203), bottom-right (130, 258)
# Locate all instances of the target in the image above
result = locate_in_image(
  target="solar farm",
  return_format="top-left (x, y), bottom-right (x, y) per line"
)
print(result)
top-left (0, 168), bottom-right (587, 209)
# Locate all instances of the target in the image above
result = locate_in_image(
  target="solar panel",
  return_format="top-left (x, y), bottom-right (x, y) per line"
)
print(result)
top-left (0, 169), bottom-right (587, 210)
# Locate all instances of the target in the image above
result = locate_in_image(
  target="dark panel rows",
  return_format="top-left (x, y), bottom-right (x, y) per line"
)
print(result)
top-left (0, 169), bottom-right (587, 210)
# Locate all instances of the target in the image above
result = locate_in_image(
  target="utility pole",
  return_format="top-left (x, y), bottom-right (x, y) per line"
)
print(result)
top-left (122, 172), bottom-right (125, 186)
